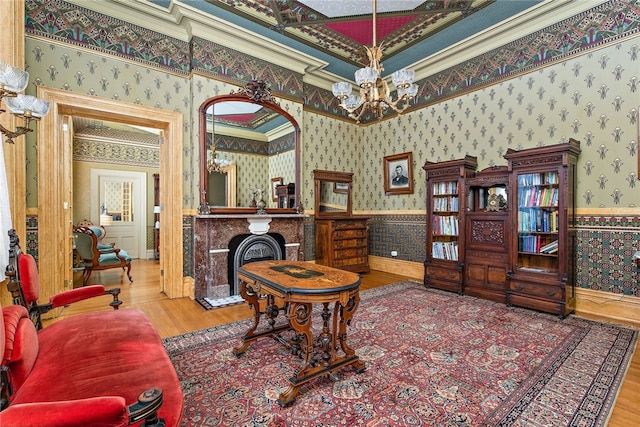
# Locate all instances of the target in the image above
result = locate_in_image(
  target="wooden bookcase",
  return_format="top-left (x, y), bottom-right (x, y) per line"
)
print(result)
top-left (423, 156), bottom-right (477, 293)
top-left (504, 139), bottom-right (581, 316)
top-left (463, 166), bottom-right (510, 303)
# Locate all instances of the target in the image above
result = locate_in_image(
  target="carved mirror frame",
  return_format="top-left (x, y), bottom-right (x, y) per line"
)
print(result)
top-left (198, 81), bottom-right (301, 214)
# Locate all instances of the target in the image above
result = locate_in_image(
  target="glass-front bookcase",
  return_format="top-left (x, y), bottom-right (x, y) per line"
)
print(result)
top-left (423, 156), bottom-right (477, 293)
top-left (516, 171), bottom-right (560, 273)
top-left (505, 139), bottom-right (581, 316)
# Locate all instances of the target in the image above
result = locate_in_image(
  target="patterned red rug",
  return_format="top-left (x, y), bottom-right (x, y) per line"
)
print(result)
top-left (163, 281), bottom-right (637, 426)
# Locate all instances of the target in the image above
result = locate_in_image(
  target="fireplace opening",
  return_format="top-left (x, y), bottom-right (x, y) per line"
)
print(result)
top-left (227, 233), bottom-right (286, 295)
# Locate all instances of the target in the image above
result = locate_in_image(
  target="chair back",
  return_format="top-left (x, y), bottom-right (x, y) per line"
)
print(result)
top-left (73, 226), bottom-right (100, 265)
top-left (16, 254), bottom-right (40, 306)
top-left (88, 225), bottom-right (106, 241)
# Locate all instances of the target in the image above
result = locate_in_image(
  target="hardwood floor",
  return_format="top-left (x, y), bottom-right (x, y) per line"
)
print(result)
top-left (44, 259), bottom-right (639, 426)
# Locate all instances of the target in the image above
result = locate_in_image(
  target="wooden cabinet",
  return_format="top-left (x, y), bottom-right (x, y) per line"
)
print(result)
top-left (423, 156), bottom-right (477, 293)
top-left (315, 218), bottom-right (370, 273)
top-left (464, 166), bottom-right (510, 303)
top-left (313, 169), bottom-right (369, 273)
top-left (504, 139), bottom-right (581, 316)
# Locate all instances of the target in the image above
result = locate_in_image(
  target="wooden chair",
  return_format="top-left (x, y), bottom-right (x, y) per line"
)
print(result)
top-left (76, 220), bottom-right (115, 251)
top-left (73, 226), bottom-right (133, 286)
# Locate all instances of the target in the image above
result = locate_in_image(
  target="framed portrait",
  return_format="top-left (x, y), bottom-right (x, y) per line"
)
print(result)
top-left (333, 182), bottom-right (349, 193)
top-left (271, 177), bottom-right (283, 202)
top-left (384, 151), bottom-right (414, 195)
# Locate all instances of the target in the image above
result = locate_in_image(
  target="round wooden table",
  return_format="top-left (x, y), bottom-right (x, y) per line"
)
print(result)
top-left (232, 260), bottom-right (366, 406)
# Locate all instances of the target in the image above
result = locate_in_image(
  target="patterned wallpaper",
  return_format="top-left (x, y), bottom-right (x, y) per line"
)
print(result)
top-left (17, 0), bottom-right (640, 296)
top-left (22, 0), bottom-right (640, 210)
top-left (305, 37), bottom-right (639, 210)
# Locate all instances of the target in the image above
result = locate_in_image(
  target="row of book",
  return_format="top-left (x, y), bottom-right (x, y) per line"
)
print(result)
top-left (518, 208), bottom-right (558, 232)
top-left (517, 171), bottom-right (559, 186)
top-left (432, 241), bottom-right (459, 261)
top-left (519, 235), bottom-right (558, 254)
top-left (433, 196), bottom-right (459, 212)
top-left (518, 187), bottom-right (558, 207)
top-left (432, 215), bottom-right (459, 236)
top-left (432, 181), bottom-right (458, 195)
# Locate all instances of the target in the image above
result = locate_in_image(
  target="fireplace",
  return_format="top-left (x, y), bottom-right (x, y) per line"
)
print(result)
top-left (193, 214), bottom-right (306, 300)
top-left (227, 233), bottom-right (285, 295)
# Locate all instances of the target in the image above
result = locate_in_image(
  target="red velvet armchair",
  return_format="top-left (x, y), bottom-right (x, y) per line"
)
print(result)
top-left (0, 230), bottom-right (184, 426)
top-left (5, 229), bottom-right (122, 330)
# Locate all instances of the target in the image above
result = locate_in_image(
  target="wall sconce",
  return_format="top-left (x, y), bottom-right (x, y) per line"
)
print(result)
top-left (0, 61), bottom-right (50, 144)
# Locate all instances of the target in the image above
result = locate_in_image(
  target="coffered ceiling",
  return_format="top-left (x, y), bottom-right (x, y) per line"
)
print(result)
top-left (149, 0), bottom-right (543, 79)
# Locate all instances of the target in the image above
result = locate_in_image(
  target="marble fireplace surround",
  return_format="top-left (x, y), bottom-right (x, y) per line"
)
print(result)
top-left (193, 214), bottom-right (306, 300)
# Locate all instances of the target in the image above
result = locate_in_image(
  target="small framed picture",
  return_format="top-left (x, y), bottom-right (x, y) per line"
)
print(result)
top-left (333, 182), bottom-right (349, 193)
top-left (271, 177), bottom-right (283, 202)
top-left (384, 152), bottom-right (414, 195)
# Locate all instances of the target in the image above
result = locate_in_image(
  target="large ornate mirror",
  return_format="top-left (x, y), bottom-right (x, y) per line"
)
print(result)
top-left (198, 81), bottom-right (301, 214)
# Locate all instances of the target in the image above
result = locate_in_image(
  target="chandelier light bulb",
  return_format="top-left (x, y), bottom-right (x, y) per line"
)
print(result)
top-left (332, 81), bottom-right (352, 98)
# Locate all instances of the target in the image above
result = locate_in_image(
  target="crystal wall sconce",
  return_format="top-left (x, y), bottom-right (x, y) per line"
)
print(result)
top-left (0, 61), bottom-right (50, 144)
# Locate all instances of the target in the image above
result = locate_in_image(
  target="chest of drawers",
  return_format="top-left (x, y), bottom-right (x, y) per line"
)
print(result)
top-left (315, 217), bottom-right (369, 273)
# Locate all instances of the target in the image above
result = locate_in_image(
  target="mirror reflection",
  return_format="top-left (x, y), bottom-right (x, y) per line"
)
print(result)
top-left (199, 81), bottom-right (300, 214)
top-left (318, 181), bottom-right (348, 214)
top-left (313, 169), bottom-right (353, 218)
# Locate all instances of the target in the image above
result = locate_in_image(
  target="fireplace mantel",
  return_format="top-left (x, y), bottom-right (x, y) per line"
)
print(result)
top-left (193, 214), bottom-right (306, 300)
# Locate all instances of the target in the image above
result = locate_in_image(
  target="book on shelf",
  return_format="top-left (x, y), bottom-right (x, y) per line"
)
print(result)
top-left (539, 240), bottom-right (558, 254)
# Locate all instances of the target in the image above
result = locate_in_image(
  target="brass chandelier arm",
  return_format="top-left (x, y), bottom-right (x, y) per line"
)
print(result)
top-left (0, 122), bottom-right (33, 144)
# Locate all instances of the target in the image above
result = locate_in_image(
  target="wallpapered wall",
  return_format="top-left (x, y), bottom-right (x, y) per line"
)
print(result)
top-left (19, 2), bottom-right (639, 295)
top-left (305, 37), bottom-right (639, 210)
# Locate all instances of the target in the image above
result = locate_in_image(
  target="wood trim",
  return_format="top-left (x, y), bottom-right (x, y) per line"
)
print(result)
top-left (0, 0), bottom-right (26, 308)
top-left (368, 255), bottom-right (423, 281)
top-left (36, 87), bottom-right (186, 301)
top-left (575, 288), bottom-right (640, 328)
top-left (575, 207), bottom-right (640, 216)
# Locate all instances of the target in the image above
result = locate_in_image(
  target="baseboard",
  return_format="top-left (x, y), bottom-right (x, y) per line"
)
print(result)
top-left (575, 288), bottom-right (640, 328)
top-left (368, 255), bottom-right (423, 281)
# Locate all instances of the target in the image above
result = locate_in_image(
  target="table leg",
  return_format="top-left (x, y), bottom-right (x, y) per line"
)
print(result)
top-left (278, 297), bottom-right (365, 406)
top-left (232, 280), bottom-right (289, 356)
top-left (336, 294), bottom-right (366, 372)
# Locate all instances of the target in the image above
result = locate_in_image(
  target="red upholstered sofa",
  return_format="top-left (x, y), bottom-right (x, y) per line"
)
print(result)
top-left (1, 231), bottom-right (183, 426)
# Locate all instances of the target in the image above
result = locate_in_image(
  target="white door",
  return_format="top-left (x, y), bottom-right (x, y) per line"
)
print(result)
top-left (90, 169), bottom-right (147, 258)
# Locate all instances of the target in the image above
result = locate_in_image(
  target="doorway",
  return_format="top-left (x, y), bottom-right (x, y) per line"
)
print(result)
top-left (91, 169), bottom-right (147, 258)
top-left (36, 87), bottom-right (186, 299)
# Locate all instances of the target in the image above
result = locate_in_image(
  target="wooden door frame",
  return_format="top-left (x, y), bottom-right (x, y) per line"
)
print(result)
top-left (37, 87), bottom-right (185, 299)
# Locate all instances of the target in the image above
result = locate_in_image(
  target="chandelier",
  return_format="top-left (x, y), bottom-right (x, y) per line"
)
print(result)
top-left (207, 145), bottom-right (232, 173)
top-left (332, 0), bottom-right (418, 124)
top-left (0, 61), bottom-right (50, 143)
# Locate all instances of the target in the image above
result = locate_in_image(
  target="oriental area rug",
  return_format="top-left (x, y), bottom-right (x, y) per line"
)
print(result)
top-left (163, 281), bottom-right (637, 427)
